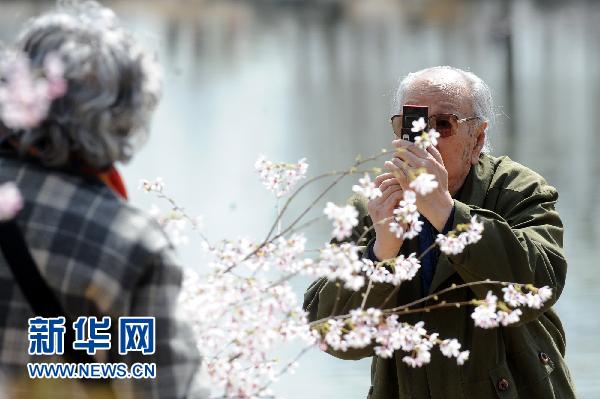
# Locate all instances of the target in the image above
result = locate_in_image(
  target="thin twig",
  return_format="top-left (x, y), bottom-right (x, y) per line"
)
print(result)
top-left (255, 345), bottom-right (314, 397)
top-left (383, 300), bottom-right (476, 316)
top-left (357, 239), bottom-right (436, 312)
top-left (383, 280), bottom-right (507, 314)
top-left (284, 215), bottom-right (327, 237)
top-left (309, 280), bottom-right (509, 327)
top-left (156, 192), bottom-right (213, 248)
top-left (381, 285), bottom-right (401, 308)
top-left (221, 150), bottom-right (395, 275)
top-left (264, 150), bottom-right (395, 243)
top-left (360, 279), bottom-right (373, 310)
top-left (354, 216), bottom-right (395, 246)
top-left (330, 283), bottom-right (343, 317)
top-left (277, 171), bottom-right (350, 239)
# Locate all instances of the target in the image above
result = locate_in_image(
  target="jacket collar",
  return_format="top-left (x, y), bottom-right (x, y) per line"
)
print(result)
top-left (427, 154), bottom-right (497, 294)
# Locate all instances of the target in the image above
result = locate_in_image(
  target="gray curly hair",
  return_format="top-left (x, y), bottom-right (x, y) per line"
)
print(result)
top-left (393, 66), bottom-right (494, 154)
top-left (14, 0), bottom-right (161, 168)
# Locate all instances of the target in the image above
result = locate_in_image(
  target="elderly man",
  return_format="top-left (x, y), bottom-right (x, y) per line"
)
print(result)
top-left (304, 66), bottom-right (576, 398)
top-left (0, 2), bottom-right (205, 398)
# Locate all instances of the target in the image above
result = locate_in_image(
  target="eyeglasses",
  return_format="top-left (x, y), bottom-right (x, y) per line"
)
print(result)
top-left (390, 113), bottom-right (480, 138)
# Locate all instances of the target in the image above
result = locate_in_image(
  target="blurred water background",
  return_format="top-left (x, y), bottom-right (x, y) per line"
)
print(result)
top-left (1, 0), bottom-right (599, 397)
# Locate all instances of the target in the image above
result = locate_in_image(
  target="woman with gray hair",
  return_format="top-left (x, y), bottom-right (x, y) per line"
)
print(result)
top-left (10, 0), bottom-right (161, 170)
top-left (0, 1), bottom-right (206, 398)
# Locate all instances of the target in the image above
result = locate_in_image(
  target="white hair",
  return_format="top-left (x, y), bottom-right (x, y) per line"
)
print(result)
top-left (13, 0), bottom-right (161, 168)
top-left (393, 66), bottom-right (494, 154)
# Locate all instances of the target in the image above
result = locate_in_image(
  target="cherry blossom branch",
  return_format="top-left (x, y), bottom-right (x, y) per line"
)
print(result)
top-left (386, 300), bottom-right (476, 316)
top-left (381, 285), bottom-right (401, 308)
top-left (330, 283), bottom-right (343, 317)
top-left (359, 238), bottom-right (436, 309)
top-left (264, 150), bottom-right (394, 244)
top-left (354, 215), bottom-right (395, 246)
top-left (220, 164), bottom-right (389, 275)
top-left (360, 279), bottom-right (374, 310)
top-left (308, 280), bottom-right (511, 328)
top-left (383, 280), bottom-right (508, 314)
top-left (255, 345), bottom-right (314, 397)
top-left (264, 270), bottom-right (304, 290)
top-left (358, 228), bottom-right (453, 310)
top-left (263, 171), bottom-right (342, 243)
top-left (282, 173), bottom-right (349, 236)
top-left (156, 192), bottom-right (212, 248)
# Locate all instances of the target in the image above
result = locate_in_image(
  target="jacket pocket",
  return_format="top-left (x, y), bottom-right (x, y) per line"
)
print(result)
top-left (506, 344), bottom-right (556, 389)
top-left (462, 349), bottom-right (556, 399)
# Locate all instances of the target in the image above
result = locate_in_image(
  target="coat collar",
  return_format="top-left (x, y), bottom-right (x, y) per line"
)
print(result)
top-left (427, 154), bottom-right (497, 294)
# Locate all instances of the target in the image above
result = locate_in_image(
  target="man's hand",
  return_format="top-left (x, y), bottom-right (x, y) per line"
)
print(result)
top-left (384, 139), bottom-right (454, 232)
top-left (367, 174), bottom-right (405, 260)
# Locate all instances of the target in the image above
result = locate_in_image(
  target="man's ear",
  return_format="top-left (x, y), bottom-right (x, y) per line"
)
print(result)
top-left (471, 121), bottom-right (487, 164)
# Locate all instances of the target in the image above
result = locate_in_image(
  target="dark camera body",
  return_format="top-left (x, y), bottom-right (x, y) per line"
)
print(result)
top-left (401, 105), bottom-right (428, 142)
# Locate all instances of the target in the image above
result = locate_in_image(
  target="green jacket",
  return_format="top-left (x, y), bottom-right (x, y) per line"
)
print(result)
top-left (303, 154), bottom-right (577, 399)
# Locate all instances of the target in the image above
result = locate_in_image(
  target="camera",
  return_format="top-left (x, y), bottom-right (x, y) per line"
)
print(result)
top-left (401, 105), bottom-right (428, 142)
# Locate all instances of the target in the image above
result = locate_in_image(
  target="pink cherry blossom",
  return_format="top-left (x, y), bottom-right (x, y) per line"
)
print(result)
top-left (497, 309), bottom-right (523, 327)
top-left (411, 117), bottom-right (427, 133)
top-left (414, 128), bottom-right (440, 150)
top-left (436, 215), bottom-right (484, 255)
top-left (324, 202), bottom-right (359, 241)
top-left (409, 172), bottom-right (439, 196)
top-left (255, 155), bottom-right (308, 197)
top-left (471, 291), bottom-right (499, 329)
top-left (139, 177), bottom-right (165, 193)
top-left (390, 253), bottom-right (421, 285)
top-left (352, 173), bottom-right (382, 200)
top-left (0, 51), bottom-right (67, 130)
top-left (389, 190), bottom-right (422, 240)
top-left (0, 182), bottom-right (23, 221)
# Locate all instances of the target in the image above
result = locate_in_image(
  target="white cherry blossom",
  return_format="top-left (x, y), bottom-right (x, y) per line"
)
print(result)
top-left (440, 339), bottom-right (462, 358)
top-left (389, 190), bottom-right (422, 240)
top-left (411, 117), bottom-right (427, 133)
top-left (436, 215), bottom-right (484, 256)
top-left (391, 253), bottom-right (421, 285)
top-left (497, 309), bottom-right (523, 327)
top-left (139, 177), bottom-right (165, 193)
top-left (352, 173), bottom-right (382, 200)
top-left (471, 291), bottom-right (499, 329)
top-left (525, 292), bottom-right (544, 309)
top-left (324, 202), bottom-right (359, 241)
top-left (388, 221), bottom-right (405, 239)
top-left (502, 284), bottom-right (527, 307)
top-left (537, 286), bottom-right (553, 302)
top-left (414, 128), bottom-right (441, 150)
top-left (409, 172), bottom-right (439, 196)
top-left (456, 350), bottom-right (470, 365)
top-left (255, 155), bottom-right (308, 197)
top-left (317, 242), bottom-right (367, 291)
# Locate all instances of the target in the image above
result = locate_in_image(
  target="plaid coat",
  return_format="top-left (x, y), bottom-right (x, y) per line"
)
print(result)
top-left (0, 152), bottom-right (206, 399)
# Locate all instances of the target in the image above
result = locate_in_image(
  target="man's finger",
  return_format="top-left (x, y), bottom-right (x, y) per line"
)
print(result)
top-left (374, 173), bottom-right (395, 187)
top-left (392, 139), bottom-right (430, 159)
top-left (377, 184), bottom-right (402, 203)
top-left (426, 144), bottom-right (445, 166)
top-left (379, 177), bottom-right (401, 193)
top-left (394, 149), bottom-right (428, 170)
top-left (384, 160), bottom-right (409, 188)
top-left (382, 190), bottom-right (406, 212)
top-left (370, 183), bottom-right (402, 206)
